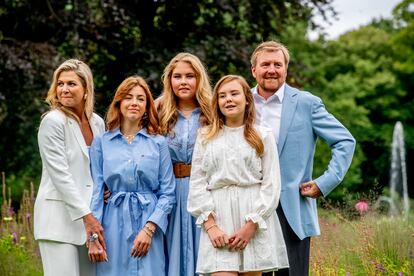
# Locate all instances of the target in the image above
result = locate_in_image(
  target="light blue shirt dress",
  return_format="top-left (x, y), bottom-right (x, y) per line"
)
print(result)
top-left (90, 128), bottom-right (176, 276)
top-left (165, 109), bottom-right (201, 276)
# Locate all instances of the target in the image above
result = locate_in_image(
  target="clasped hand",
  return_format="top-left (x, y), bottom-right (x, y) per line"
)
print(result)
top-left (88, 239), bottom-right (108, 262)
top-left (84, 213), bottom-right (107, 262)
top-left (206, 221), bottom-right (257, 251)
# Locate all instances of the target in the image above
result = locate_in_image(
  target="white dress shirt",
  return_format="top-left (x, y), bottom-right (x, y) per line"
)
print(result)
top-left (252, 83), bottom-right (285, 144)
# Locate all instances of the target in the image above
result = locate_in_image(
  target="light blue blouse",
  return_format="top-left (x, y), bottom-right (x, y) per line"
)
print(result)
top-left (90, 128), bottom-right (176, 276)
top-left (167, 109), bottom-right (200, 163)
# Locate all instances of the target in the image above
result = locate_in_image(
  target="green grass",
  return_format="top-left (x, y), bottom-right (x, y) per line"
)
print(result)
top-left (0, 173), bottom-right (413, 275)
top-left (0, 173), bottom-right (42, 276)
top-left (310, 208), bottom-right (414, 275)
top-left (0, 236), bottom-right (42, 276)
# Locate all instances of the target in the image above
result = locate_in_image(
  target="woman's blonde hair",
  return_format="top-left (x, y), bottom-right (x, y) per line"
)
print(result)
top-left (158, 52), bottom-right (213, 134)
top-left (106, 76), bottom-right (159, 135)
top-left (45, 59), bottom-right (95, 122)
top-left (205, 75), bottom-right (264, 156)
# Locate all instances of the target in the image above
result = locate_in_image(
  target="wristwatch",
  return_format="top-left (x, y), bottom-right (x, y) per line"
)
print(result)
top-left (89, 233), bottom-right (98, 242)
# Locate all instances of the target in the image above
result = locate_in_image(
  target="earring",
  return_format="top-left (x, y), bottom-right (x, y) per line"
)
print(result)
top-left (142, 112), bottom-right (148, 120)
top-left (84, 94), bottom-right (87, 100)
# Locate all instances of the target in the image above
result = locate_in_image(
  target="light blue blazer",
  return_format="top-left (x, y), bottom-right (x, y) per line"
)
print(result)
top-left (256, 84), bottom-right (356, 240)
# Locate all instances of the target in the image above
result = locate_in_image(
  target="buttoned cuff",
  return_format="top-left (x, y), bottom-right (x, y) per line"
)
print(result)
top-left (147, 207), bottom-right (168, 234)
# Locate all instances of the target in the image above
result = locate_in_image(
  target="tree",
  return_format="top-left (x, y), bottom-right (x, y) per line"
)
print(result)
top-left (0, 0), bottom-right (334, 201)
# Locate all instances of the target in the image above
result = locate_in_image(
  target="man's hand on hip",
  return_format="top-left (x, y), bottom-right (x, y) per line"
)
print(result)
top-left (300, 181), bottom-right (322, 198)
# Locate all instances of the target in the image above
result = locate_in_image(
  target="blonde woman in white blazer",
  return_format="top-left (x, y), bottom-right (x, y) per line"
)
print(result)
top-left (34, 59), bottom-right (106, 276)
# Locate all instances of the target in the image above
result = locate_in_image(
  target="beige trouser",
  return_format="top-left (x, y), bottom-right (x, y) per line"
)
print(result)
top-left (38, 240), bottom-right (95, 276)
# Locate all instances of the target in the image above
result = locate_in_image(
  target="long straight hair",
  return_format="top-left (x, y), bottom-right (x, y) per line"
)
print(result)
top-left (158, 53), bottom-right (212, 134)
top-left (205, 75), bottom-right (264, 156)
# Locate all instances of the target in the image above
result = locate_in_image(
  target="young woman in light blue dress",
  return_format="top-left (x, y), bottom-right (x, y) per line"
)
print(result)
top-left (89, 76), bottom-right (176, 276)
top-left (158, 53), bottom-right (213, 276)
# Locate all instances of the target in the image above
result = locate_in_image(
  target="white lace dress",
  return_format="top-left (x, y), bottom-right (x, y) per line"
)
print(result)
top-left (187, 125), bottom-right (289, 274)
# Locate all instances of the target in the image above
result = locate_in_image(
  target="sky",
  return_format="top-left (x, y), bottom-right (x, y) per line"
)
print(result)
top-left (309, 0), bottom-right (402, 40)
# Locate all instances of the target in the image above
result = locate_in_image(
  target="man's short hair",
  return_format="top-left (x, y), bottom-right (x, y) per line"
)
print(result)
top-left (250, 41), bottom-right (290, 67)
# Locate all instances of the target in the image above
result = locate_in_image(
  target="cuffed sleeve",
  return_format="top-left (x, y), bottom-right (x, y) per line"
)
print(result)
top-left (311, 97), bottom-right (356, 196)
top-left (195, 211), bottom-right (217, 226)
top-left (245, 213), bottom-right (267, 229)
top-left (151, 137), bottom-right (176, 234)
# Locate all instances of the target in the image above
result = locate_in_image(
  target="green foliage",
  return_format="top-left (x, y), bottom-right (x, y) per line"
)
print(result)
top-left (312, 209), bottom-right (414, 275)
top-left (0, 41), bottom-right (56, 196)
top-left (279, 19), bottom-right (414, 200)
top-left (0, 179), bottom-right (40, 275)
top-left (0, 0), bottom-right (333, 192)
top-left (0, 236), bottom-right (42, 276)
top-left (393, 0), bottom-right (414, 74)
top-left (0, 0), bottom-right (413, 202)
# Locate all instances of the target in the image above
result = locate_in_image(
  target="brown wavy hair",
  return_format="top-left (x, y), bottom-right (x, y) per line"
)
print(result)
top-left (45, 59), bottom-right (95, 122)
top-left (158, 52), bottom-right (213, 134)
top-left (204, 75), bottom-right (264, 156)
top-left (106, 76), bottom-right (159, 135)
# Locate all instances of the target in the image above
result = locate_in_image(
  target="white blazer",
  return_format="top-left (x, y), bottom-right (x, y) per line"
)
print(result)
top-left (34, 109), bottom-right (105, 245)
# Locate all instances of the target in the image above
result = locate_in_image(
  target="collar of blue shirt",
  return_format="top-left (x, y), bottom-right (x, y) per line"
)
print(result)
top-left (107, 127), bottom-right (151, 140)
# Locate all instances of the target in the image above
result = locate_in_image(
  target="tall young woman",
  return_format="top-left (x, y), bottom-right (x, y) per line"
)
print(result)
top-left (158, 53), bottom-right (213, 276)
top-left (34, 59), bottom-right (106, 276)
top-left (187, 75), bottom-right (289, 275)
top-left (89, 76), bottom-right (176, 275)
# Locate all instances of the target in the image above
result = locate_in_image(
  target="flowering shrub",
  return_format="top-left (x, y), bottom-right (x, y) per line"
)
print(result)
top-left (0, 173), bottom-right (41, 275)
top-left (355, 200), bottom-right (369, 215)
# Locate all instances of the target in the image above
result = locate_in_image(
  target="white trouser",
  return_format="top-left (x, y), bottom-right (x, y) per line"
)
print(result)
top-left (38, 240), bottom-right (95, 276)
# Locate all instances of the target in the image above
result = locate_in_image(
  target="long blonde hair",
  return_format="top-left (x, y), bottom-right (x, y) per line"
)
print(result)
top-left (106, 76), bottom-right (159, 135)
top-left (45, 59), bottom-right (95, 122)
top-left (205, 75), bottom-right (264, 156)
top-left (158, 53), bottom-right (212, 134)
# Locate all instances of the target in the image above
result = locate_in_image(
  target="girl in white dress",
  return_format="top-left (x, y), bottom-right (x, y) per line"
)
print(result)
top-left (187, 75), bottom-right (289, 275)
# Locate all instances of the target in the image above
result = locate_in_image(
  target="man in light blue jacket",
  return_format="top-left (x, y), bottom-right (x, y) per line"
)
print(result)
top-left (251, 41), bottom-right (356, 275)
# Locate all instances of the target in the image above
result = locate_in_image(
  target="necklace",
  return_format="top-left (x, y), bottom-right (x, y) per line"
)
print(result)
top-left (122, 131), bottom-right (139, 144)
top-left (123, 134), bottom-right (136, 144)
top-left (121, 126), bottom-right (141, 144)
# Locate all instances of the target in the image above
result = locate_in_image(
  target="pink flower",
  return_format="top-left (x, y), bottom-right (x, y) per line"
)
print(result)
top-left (355, 200), bottom-right (369, 214)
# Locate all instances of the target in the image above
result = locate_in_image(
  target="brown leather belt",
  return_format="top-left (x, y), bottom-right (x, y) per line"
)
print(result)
top-left (173, 163), bottom-right (192, 178)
